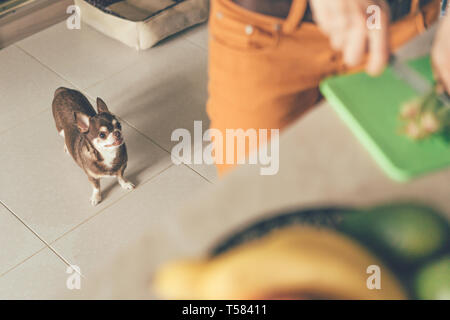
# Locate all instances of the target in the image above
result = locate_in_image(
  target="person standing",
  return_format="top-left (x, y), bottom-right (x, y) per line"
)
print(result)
top-left (207, 0), bottom-right (442, 176)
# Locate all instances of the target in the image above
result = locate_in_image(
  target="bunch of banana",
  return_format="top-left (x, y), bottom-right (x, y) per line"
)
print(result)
top-left (154, 226), bottom-right (406, 300)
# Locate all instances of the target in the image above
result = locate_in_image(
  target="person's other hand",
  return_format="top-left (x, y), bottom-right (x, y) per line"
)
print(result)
top-left (432, 14), bottom-right (450, 93)
top-left (309, 0), bottom-right (390, 76)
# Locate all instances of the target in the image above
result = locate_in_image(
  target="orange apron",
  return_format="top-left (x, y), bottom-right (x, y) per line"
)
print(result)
top-left (207, 0), bottom-right (441, 176)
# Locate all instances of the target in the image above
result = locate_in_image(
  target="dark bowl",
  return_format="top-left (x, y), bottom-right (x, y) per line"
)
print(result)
top-left (209, 207), bottom-right (355, 257)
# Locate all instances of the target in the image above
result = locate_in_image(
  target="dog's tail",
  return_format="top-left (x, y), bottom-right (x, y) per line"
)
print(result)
top-left (54, 87), bottom-right (69, 97)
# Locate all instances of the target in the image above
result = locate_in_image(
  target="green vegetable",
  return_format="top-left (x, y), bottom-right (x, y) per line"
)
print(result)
top-left (414, 256), bottom-right (450, 300)
top-left (401, 86), bottom-right (450, 140)
top-left (338, 203), bottom-right (449, 267)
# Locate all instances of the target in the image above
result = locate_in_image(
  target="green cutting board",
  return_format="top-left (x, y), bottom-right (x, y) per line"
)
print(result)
top-left (320, 56), bottom-right (450, 182)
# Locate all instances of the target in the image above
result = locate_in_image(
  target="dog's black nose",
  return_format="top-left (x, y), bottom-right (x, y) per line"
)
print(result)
top-left (114, 131), bottom-right (121, 138)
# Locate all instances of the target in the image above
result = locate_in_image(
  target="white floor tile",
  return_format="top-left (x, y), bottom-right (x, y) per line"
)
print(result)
top-left (182, 23), bottom-right (209, 50)
top-left (0, 204), bottom-right (45, 276)
top-left (16, 22), bottom-right (149, 89)
top-left (0, 248), bottom-right (75, 299)
top-left (0, 45), bottom-right (70, 133)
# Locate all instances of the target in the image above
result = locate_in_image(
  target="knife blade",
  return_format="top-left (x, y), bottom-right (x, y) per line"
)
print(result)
top-left (389, 55), bottom-right (450, 106)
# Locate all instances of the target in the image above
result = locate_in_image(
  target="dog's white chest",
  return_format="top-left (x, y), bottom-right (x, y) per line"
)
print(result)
top-left (100, 147), bottom-right (118, 168)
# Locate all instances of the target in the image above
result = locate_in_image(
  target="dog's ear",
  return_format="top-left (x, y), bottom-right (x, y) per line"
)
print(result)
top-left (96, 97), bottom-right (110, 114)
top-left (74, 112), bottom-right (90, 133)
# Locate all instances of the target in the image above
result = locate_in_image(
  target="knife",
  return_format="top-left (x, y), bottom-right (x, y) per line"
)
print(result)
top-left (389, 55), bottom-right (450, 106)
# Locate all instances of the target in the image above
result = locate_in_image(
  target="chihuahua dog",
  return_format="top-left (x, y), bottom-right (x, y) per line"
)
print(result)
top-left (52, 87), bottom-right (134, 206)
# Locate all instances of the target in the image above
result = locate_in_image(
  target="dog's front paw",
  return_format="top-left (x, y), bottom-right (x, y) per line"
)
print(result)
top-left (90, 193), bottom-right (101, 206)
top-left (120, 180), bottom-right (135, 190)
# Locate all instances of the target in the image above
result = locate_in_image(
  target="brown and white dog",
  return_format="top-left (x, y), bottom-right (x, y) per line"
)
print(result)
top-left (52, 87), bottom-right (134, 206)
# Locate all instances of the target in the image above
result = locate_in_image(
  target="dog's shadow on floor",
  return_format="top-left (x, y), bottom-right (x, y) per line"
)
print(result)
top-left (99, 166), bottom-right (149, 200)
top-left (99, 154), bottom-right (169, 200)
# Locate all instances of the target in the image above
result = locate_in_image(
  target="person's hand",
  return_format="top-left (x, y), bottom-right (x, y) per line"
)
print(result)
top-left (309, 0), bottom-right (391, 76)
top-left (432, 14), bottom-right (450, 93)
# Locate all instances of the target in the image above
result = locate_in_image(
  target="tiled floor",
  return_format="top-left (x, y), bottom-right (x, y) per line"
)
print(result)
top-left (0, 21), bottom-right (215, 298)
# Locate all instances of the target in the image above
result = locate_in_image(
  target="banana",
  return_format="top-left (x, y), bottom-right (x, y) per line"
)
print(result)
top-left (154, 226), bottom-right (407, 300)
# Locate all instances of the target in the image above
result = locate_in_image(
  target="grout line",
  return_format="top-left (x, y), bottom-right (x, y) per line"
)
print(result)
top-left (79, 61), bottom-right (146, 92)
top-left (182, 163), bottom-right (213, 184)
top-left (47, 163), bottom-right (174, 245)
top-left (81, 28), bottom-right (208, 91)
top-left (0, 201), bottom-right (79, 276)
top-left (14, 22), bottom-right (205, 93)
top-left (0, 106), bottom-right (48, 137)
top-left (182, 35), bottom-right (208, 52)
top-left (182, 37), bottom-right (208, 52)
top-left (177, 22), bottom-right (208, 50)
top-left (0, 246), bottom-right (48, 279)
top-left (183, 41), bottom-right (207, 52)
top-left (0, 163), bottom-right (173, 279)
top-left (0, 44), bottom-right (82, 137)
top-left (14, 44), bottom-right (82, 91)
top-left (119, 118), bottom-right (169, 156)
top-left (15, 39), bottom-right (139, 93)
top-left (119, 116), bottom-right (214, 184)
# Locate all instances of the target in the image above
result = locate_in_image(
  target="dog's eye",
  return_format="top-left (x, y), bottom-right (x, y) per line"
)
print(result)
top-left (99, 132), bottom-right (106, 139)
top-left (116, 122), bottom-right (121, 130)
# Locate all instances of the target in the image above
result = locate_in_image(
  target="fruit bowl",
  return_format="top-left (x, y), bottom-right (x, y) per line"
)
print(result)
top-left (209, 207), bottom-right (351, 257)
top-left (155, 203), bottom-right (449, 300)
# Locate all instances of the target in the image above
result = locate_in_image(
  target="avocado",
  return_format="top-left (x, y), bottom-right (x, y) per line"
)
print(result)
top-left (338, 203), bottom-right (449, 267)
top-left (414, 256), bottom-right (450, 300)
